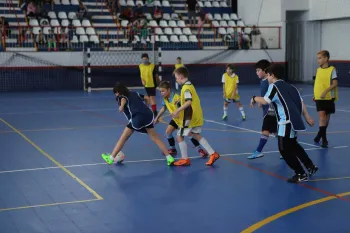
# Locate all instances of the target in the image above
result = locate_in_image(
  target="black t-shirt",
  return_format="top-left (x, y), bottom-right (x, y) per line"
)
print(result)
top-left (186, 0), bottom-right (197, 11)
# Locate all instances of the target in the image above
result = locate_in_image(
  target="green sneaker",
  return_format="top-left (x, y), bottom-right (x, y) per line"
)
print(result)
top-left (242, 116), bottom-right (246, 121)
top-left (167, 156), bottom-right (175, 166)
top-left (101, 153), bottom-right (114, 165)
top-left (222, 115), bottom-right (227, 120)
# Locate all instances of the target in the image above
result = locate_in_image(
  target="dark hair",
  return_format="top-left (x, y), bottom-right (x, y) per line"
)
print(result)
top-left (255, 59), bottom-right (271, 71)
top-left (226, 64), bottom-right (234, 70)
top-left (159, 81), bottom-right (171, 89)
top-left (141, 53), bottom-right (149, 59)
top-left (317, 50), bottom-right (330, 60)
top-left (177, 57), bottom-right (181, 60)
top-left (113, 82), bottom-right (129, 96)
top-left (265, 64), bottom-right (285, 80)
top-left (174, 66), bottom-right (189, 78)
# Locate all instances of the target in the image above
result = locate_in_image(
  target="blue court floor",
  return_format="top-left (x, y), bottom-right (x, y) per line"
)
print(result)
top-left (0, 84), bottom-right (350, 233)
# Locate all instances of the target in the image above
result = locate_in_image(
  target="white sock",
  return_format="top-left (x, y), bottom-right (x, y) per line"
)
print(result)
top-left (175, 82), bottom-right (179, 90)
top-left (165, 155), bottom-right (172, 160)
top-left (178, 141), bottom-right (188, 159)
top-left (239, 107), bottom-right (245, 117)
top-left (199, 137), bottom-right (215, 155)
top-left (223, 106), bottom-right (228, 115)
top-left (109, 155), bottom-right (115, 161)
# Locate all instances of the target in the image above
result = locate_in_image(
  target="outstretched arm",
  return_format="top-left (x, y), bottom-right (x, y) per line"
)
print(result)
top-left (119, 98), bottom-right (127, 112)
top-left (154, 106), bottom-right (166, 124)
top-left (302, 101), bottom-right (315, 127)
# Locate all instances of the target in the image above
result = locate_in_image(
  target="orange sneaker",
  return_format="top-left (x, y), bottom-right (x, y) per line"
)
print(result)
top-left (174, 158), bottom-right (191, 166)
top-left (206, 152), bottom-right (220, 166)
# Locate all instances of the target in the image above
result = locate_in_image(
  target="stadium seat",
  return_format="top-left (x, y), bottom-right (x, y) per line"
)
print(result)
top-left (50, 19), bottom-right (60, 27)
top-left (32, 27), bottom-right (41, 34)
top-left (174, 27), bottom-right (182, 35)
top-left (177, 20), bottom-right (185, 27)
top-left (179, 35), bottom-right (189, 42)
top-left (68, 12), bottom-right (76, 19)
top-left (29, 19), bottom-right (39, 26)
top-left (159, 20), bottom-right (168, 27)
top-left (171, 13), bottom-right (179, 19)
top-left (82, 19), bottom-right (91, 27)
top-left (164, 27), bottom-right (173, 35)
top-left (212, 1), bottom-right (220, 7)
top-left (220, 2), bottom-right (228, 7)
top-left (127, 0), bottom-right (135, 6)
top-left (121, 20), bottom-right (129, 27)
top-left (153, 0), bottom-right (161, 6)
top-left (61, 0), bottom-right (70, 5)
top-left (163, 13), bottom-right (171, 20)
top-left (168, 20), bottom-right (177, 27)
top-left (119, 0), bottom-right (127, 6)
top-left (228, 20), bottom-right (236, 27)
top-left (80, 35), bottom-right (89, 43)
top-left (71, 0), bottom-right (79, 5)
top-left (61, 19), bottom-right (69, 26)
top-left (198, 1), bottom-right (203, 7)
top-left (183, 28), bottom-right (192, 35)
top-left (145, 13), bottom-right (152, 20)
top-left (214, 14), bottom-right (221, 20)
top-left (155, 28), bottom-right (163, 34)
top-left (188, 35), bottom-right (198, 42)
top-left (237, 20), bottom-right (245, 27)
top-left (72, 19), bottom-right (81, 26)
top-left (58, 12), bottom-right (67, 19)
top-left (227, 27), bottom-right (234, 34)
top-left (204, 1), bottom-right (211, 7)
top-left (76, 27), bottom-right (86, 35)
top-left (170, 35), bottom-right (179, 42)
top-left (162, 1), bottom-right (170, 7)
top-left (136, 0), bottom-right (143, 5)
top-left (222, 13), bottom-right (230, 21)
top-left (218, 28), bottom-right (226, 35)
top-left (220, 20), bottom-right (228, 27)
top-left (212, 21), bottom-right (219, 27)
top-left (86, 27), bottom-right (96, 35)
top-left (160, 35), bottom-right (169, 42)
top-left (43, 27), bottom-right (51, 34)
top-left (230, 13), bottom-right (238, 20)
top-left (149, 20), bottom-right (158, 27)
top-left (48, 11), bottom-right (57, 19)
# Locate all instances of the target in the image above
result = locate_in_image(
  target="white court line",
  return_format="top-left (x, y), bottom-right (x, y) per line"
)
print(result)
top-left (306, 104), bottom-right (350, 113)
top-left (205, 119), bottom-right (321, 148)
top-left (0, 146), bottom-right (347, 175)
top-left (0, 108), bottom-right (117, 115)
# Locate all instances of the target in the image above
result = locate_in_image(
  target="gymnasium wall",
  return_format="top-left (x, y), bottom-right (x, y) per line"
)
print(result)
top-left (309, 0), bottom-right (350, 20)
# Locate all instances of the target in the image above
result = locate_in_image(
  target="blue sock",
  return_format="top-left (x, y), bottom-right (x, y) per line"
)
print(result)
top-left (256, 134), bottom-right (269, 152)
top-left (166, 133), bottom-right (175, 149)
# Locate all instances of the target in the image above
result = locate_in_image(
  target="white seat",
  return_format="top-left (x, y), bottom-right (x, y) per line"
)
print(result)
top-left (136, 0), bottom-right (143, 5)
top-left (164, 27), bottom-right (173, 35)
top-left (206, 13), bottom-right (213, 21)
top-left (86, 27), bottom-right (96, 35)
top-left (72, 19), bottom-right (81, 26)
top-left (82, 19), bottom-right (91, 27)
top-left (48, 11), bottom-right (56, 19)
top-left (119, 0), bottom-right (127, 6)
top-left (218, 28), bottom-right (227, 35)
top-left (153, 0), bottom-right (161, 6)
top-left (171, 13), bottom-right (179, 19)
top-left (144, 13), bottom-right (152, 20)
top-left (226, 27), bottom-right (234, 34)
top-left (244, 27), bottom-right (252, 34)
top-left (182, 28), bottom-right (192, 35)
top-left (212, 1), bottom-right (220, 7)
top-left (204, 1), bottom-right (211, 7)
top-left (43, 27), bottom-right (51, 34)
top-left (80, 35), bottom-right (89, 43)
top-left (58, 12), bottom-right (67, 19)
top-left (53, 0), bottom-right (60, 4)
top-left (177, 20), bottom-right (185, 27)
top-left (68, 12), bottom-right (76, 19)
top-left (230, 13), bottom-right (238, 20)
top-left (214, 14), bottom-right (221, 20)
top-left (179, 35), bottom-right (188, 42)
top-left (228, 20), bottom-right (236, 27)
top-left (212, 20), bottom-right (219, 27)
top-left (237, 20), bottom-right (245, 27)
top-left (198, 1), bottom-right (203, 7)
top-left (121, 20), bottom-right (129, 27)
top-left (32, 27), bottom-right (41, 34)
top-left (163, 13), bottom-right (171, 20)
top-left (29, 19), bottom-right (39, 26)
top-left (162, 0), bottom-right (170, 7)
top-left (159, 20), bottom-right (168, 27)
top-left (219, 20), bottom-right (227, 27)
top-left (71, 35), bottom-right (79, 43)
top-left (160, 35), bottom-right (169, 42)
top-left (220, 2), bottom-right (227, 7)
top-left (168, 20), bottom-right (177, 27)
top-left (174, 27), bottom-right (182, 35)
top-left (222, 13), bottom-right (230, 21)
top-left (61, 19), bottom-right (69, 27)
top-left (76, 27), bottom-right (85, 35)
top-left (126, 0), bottom-right (135, 6)
top-left (170, 35), bottom-right (179, 42)
top-left (71, 0), bottom-right (79, 5)
top-left (50, 19), bottom-right (60, 27)
top-left (148, 20), bottom-right (158, 27)
top-left (188, 35), bottom-right (198, 42)
top-left (61, 0), bottom-right (70, 5)
top-left (155, 28), bottom-right (163, 34)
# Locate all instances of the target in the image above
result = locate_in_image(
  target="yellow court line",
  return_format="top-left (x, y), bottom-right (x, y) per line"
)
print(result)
top-left (0, 118), bottom-right (103, 200)
top-left (309, 176), bottom-right (350, 182)
top-left (0, 198), bottom-right (101, 212)
top-left (241, 191), bottom-right (350, 233)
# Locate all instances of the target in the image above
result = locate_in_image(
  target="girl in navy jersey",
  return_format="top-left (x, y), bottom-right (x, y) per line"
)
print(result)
top-left (101, 82), bottom-right (175, 166)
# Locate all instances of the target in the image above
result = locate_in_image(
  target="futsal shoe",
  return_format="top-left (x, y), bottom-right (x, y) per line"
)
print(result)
top-left (247, 151), bottom-right (264, 159)
top-left (174, 158), bottom-right (191, 166)
top-left (101, 153), bottom-right (114, 165)
top-left (206, 152), bottom-right (220, 166)
top-left (287, 173), bottom-right (308, 183)
top-left (222, 114), bottom-right (228, 120)
top-left (198, 148), bottom-right (208, 157)
top-left (168, 148), bottom-right (177, 156)
top-left (167, 156), bottom-right (175, 166)
top-left (308, 165), bottom-right (318, 177)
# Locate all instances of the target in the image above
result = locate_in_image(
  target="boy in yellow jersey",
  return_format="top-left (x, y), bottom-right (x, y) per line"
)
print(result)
top-left (139, 53), bottom-right (160, 116)
top-left (313, 50), bottom-right (338, 148)
top-left (171, 67), bottom-right (220, 166)
top-left (222, 64), bottom-right (246, 121)
top-left (172, 57), bottom-right (184, 91)
top-left (154, 81), bottom-right (208, 157)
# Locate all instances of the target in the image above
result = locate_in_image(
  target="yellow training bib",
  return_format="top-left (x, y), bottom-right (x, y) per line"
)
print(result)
top-left (223, 73), bottom-right (240, 100)
top-left (139, 63), bottom-right (155, 88)
top-left (164, 92), bottom-right (181, 126)
top-left (314, 66), bottom-right (338, 101)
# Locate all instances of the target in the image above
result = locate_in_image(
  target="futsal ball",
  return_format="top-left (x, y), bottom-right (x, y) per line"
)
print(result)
top-left (115, 151), bottom-right (126, 164)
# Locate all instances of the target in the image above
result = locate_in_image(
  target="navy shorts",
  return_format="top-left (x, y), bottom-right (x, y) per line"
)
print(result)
top-left (127, 122), bottom-right (154, 134)
top-left (262, 115), bottom-right (277, 133)
top-left (168, 119), bottom-right (179, 129)
top-left (145, 87), bottom-right (156, 96)
top-left (315, 100), bottom-right (335, 114)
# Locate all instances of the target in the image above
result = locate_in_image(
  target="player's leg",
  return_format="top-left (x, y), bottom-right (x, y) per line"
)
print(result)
top-left (189, 136), bottom-right (208, 157)
top-left (146, 126), bottom-right (175, 166)
top-left (174, 128), bottom-right (191, 166)
top-left (191, 129), bottom-right (220, 166)
top-left (101, 125), bottom-right (134, 165)
top-left (235, 100), bottom-right (246, 120)
top-left (293, 138), bottom-right (318, 177)
top-left (166, 120), bottom-right (178, 155)
top-left (314, 100), bottom-right (328, 147)
top-left (145, 87), bottom-right (157, 116)
top-left (222, 99), bottom-right (229, 120)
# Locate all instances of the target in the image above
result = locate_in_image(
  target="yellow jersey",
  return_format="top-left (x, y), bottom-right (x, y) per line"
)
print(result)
top-left (163, 92), bottom-right (181, 125)
top-left (222, 72), bottom-right (240, 100)
top-left (314, 66), bottom-right (338, 101)
top-left (174, 63), bottom-right (184, 70)
top-left (177, 81), bottom-right (203, 128)
top-left (139, 63), bottom-right (156, 88)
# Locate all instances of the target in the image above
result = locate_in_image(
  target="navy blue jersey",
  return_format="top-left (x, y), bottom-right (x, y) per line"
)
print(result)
top-left (116, 91), bottom-right (154, 130)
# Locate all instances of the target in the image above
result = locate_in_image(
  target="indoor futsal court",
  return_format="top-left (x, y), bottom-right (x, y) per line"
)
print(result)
top-left (0, 84), bottom-right (350, 233)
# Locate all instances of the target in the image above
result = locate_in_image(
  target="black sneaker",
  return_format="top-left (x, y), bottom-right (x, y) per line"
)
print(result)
top-left (314, 135), bottom-right (321, 143)
top-left (308, 165), bottom-right (318, 177)
top-left (321, 140), bottom-right (328, 148)
top-left (287, 173), bottom-right (308, 183)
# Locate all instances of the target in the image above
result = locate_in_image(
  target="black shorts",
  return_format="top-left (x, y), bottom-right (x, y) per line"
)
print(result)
top-left (262, 114), bottom-right (277, 133)
top-left (145, 87), bottom-right (156, 97)
top-left (315, 100), bottom-right (335, 114)
top-left (126, 122), bottom-right (154, 134)
top-left (168, 119), bottom-right (179, 129)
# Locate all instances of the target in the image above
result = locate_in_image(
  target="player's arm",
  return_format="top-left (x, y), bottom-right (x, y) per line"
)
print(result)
top-left (321, 69), bottom-right (338, 98)
top-left (251, 84), bottom-right (276, 107)
top-left (302, 101), bottom-right (315, 127)
top-left (154, 106), bottom-right (167, 124)
top-left (222, 74), bottom-right (226, 97)
top-left (172, 90), bottom-right (192, 117)
top-left (119, 98), bottom-right (127, 112)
